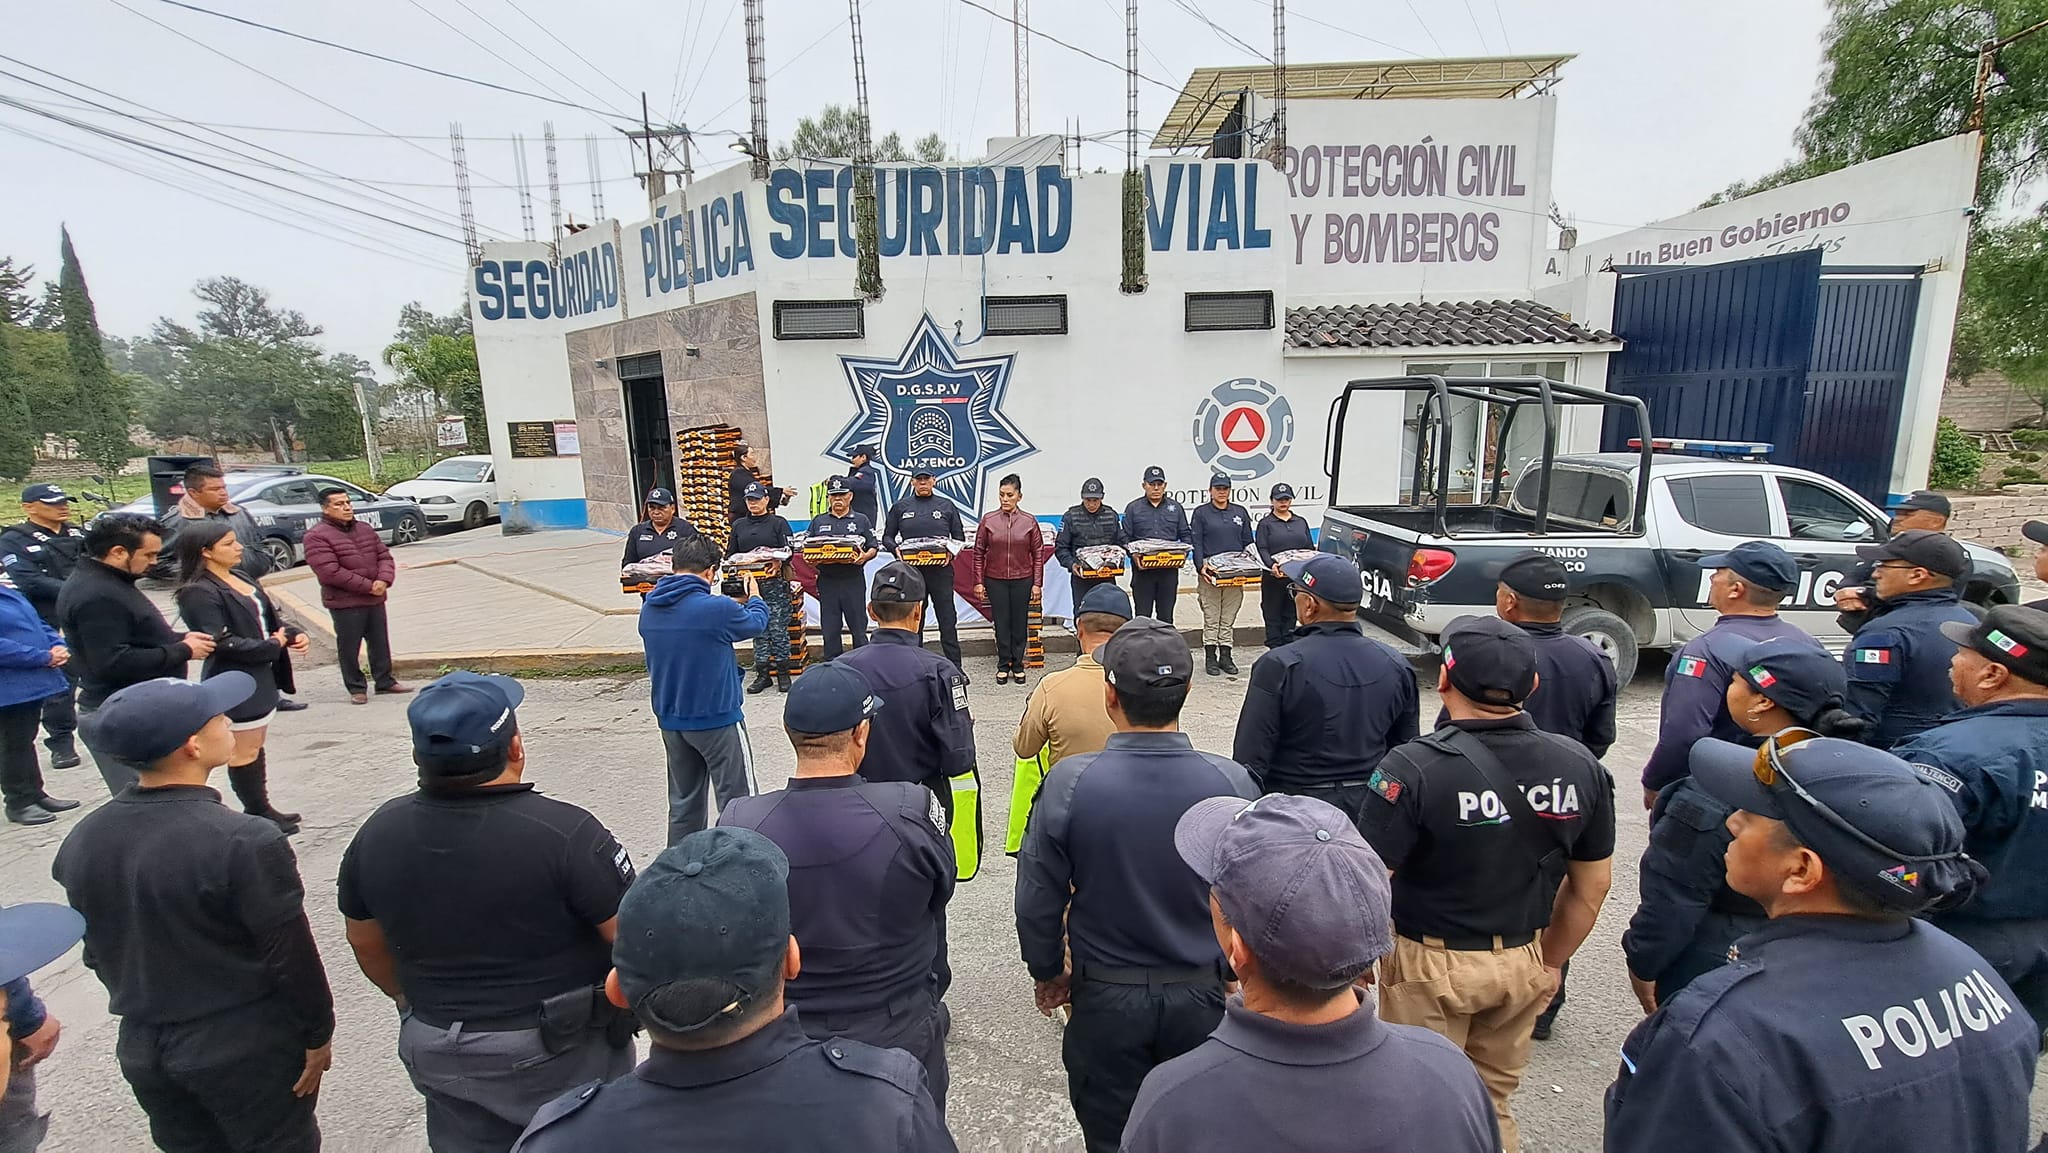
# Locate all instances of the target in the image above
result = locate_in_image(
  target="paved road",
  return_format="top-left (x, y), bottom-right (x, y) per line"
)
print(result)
top-left (4, 646), bottom-right (2044, 1152)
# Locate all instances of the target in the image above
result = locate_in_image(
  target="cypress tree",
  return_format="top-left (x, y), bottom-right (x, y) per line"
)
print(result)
top-left (58, 227), bottom-right (132, 475)
top-left (0, 325), bottom-right (34, 479)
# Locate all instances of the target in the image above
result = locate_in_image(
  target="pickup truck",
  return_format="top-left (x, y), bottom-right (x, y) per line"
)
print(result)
top-left (1318, 377), bottom-right (2020, 682)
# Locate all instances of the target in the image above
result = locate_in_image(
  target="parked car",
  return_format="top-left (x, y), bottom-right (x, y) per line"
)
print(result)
top-left (109, 469), bottom-right (429, 572)
top-left (384, 455), bottom-right (498, 530)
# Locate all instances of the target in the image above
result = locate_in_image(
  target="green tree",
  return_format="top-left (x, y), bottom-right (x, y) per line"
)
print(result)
top-left (383, 315), bottom-right (484, 446)
top-left (776, 104), bottom-right (947, 162)
top-left (0, 325), bottom-right (36, 479)
top-left (0, 258), bottom-right (34, 327)
top-left (58, 228), bottom-right (134, 475)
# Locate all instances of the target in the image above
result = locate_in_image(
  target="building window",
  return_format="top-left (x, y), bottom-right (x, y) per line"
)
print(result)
top-left (615, 352), bottom-right (663, 380)
top-left (1184, 291), bottom-right (1274, 332)
top-left (1401, 359), bottom-right (1574, 499)
top-left (773, 300), bottom-right (865, 340)
top-left (983, 295), bottom-right (1068, 336)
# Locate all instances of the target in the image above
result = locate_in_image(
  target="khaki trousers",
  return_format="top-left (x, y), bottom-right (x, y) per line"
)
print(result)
top-left (1378, 934), bottom-right (1550, 1153)
top-left (1196, 581), bottom-right (1243, 646)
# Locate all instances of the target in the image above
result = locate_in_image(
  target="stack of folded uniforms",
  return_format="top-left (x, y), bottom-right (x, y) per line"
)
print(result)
top-left (621, 550), bottom-right (673, 595)
top-left (725, 547), bottom-right (792, 576)
top-left (800, 533), bottom-right (866, 566)
top-left (1074, 544), bottom-right (1127, 579)
top-left (896, 536), bottom-right (962, 567)
top-left (1129, 538), bottom-right (1191, 570)
top-left (1265, 548), bottom-right (1322, 568)
top-left (1204, 549), bottom-right (1265, 585)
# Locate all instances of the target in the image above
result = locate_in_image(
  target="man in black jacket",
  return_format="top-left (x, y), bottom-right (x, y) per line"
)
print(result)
top-left (1053, 478), bottom-right (1126, 617)
top-left (0, 483), bottom-right (88, 768)
top-left (54, 515), bottom-right (215, 796)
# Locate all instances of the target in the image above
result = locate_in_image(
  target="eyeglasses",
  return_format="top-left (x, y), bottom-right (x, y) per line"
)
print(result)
top-left (1869, 561), bottom-right (1921, 573)
top-left (1750, 730), bottom-right (1952, 865)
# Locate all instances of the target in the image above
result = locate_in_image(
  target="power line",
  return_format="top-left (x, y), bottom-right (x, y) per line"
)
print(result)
top-left (1170, 0), bottom-right (1270, 62)
top-left (1403, 0), bottom-right (1448, 55)
top-left (443, 0), bottom-right (631, 116)
top-left (402, 0), bottom-right (581, 111)
top-left (1460, 0), bottom-right (1491, 53)
top-left (1491, 0), bottom-right (1512, 53)
top-left (494, 0), bottom-right (641, 107)
top-left (1103, 0), bottom-right (1178, 79)
top-left (700, 13), bottom-right (864, 125)
top-left (1, 101), bottom-right (732, 146)
top-left (951, 0), bottom-right (1181, 93)
top-left (678, 0), bottom-right (745, 119)
top-left (1232, 0), bottom-right (1419, 58)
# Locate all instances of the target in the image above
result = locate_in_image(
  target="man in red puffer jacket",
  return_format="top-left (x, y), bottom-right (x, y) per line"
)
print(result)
top-left (302, 488), bottom-right (412, 705)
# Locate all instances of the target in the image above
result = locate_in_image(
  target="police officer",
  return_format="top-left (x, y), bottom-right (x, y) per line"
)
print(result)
top-left (1190, 474), bottom-right (1254, 677)
top-left (808, 477), bottom-right (880, 659)
top-left (1841, 530), bottom-right (1977, 748)
top-left (845, 444), bottom-right (882, 526)
top-left (2023, 520), bottom-right (2047, 611)
top-left (1640, 541), bottom-right (1820, 809)
top-left (1052, 478), bottom-right (1126, 618)
top-left (1013, 618), bottom-right (1259, 1153)
top-left (881, 470), bottom-right (967, 668)
top-left (718, 663), bottom-right (956, 1107)
top-left (1360, 616), bottom-right (1615, 1152)
top-left (1895, 606), bottom-right (2048, 1032)
top-left (0, 484), bottom-right (85, 770)
top-left (1233, 555), bottom-right (1418, 823)
top-left (1123, 466), bottom-right (1190, 623)
top-left (339, 672), bottom-right (636, 1153)
top-left (731, 483), bottom-right (797, 695)
top-left (621, 489), bottom-right (697, 569)
top-left (1832, 490), bottom-right (1949, 630)
top-left (511, 829), bottom-right (956, 1152)
top-left (1604, 735), bottom-right (2036, 1153)
top-left (1251, 483), bottom-right (1313, 648)
top-left (728, 441), bottom-right (794, 523)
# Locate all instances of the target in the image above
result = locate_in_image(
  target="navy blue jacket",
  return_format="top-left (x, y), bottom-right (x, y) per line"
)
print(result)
top-left (1052, 503), bottom-right (1125, 571)
top-left (0, 582), bottom-right (65, 711)
top-left (1233, 621), bottom-right (1418, 790)
top-left (1189, 502), bottom-right (1254, 566)
top-left (1843, 588), bottom-right (1976, 748)
top-left (834, 631), bottom-right (974, 790)
top-left (719, 776), bottom-right (955, 1014)
top-left (638, 574), bottom-right (768, 731)
top-left (1605, 916), bottom-right (2038, 1153)
top-left (1434, 621), bottom-right (1617, 757)
top-left (1642, 614), bottom-right (1822, 791)
top-left (807, 511), bottom-right (877, 558)
top-left (513, 1010), bottom-right (955, 1153)
top-left (1122, 496), bottom-right (1190, 545)
top-left (1895, 699), bottom-right (2048, 923)
top-left (1015, 732), bottom-right (1259, 981)
top-left (621, 518), bottom-right (698, 567)
top-left (1621, 777), bottom-right (1766, 1002)
top-left (0, 520), bottom-right (85, 624)
top-left (1252, 512), bottom-right (1313, 563)
top-left (845, 462), bottom-right (881, 526)
top-left (881, 495), bottom-right (965, 552)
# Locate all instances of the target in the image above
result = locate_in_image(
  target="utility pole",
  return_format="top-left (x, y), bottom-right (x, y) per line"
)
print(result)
top-left (351, 375), bottom-right (384, 482)
top-left (1971, 16), bottom-right (2048, 133)
top-left (624, 94), bottom-right (700, 209)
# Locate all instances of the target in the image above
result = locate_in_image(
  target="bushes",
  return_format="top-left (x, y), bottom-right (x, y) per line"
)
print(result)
top-left (2000, 465), bottom-right (2044, 485)
top-left (2011, 427), bottom-right (2048, 448)
top-left (1929, 417), bottom-right (1984, 489)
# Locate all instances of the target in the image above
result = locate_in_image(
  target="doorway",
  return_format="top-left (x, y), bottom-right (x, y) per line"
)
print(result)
top-left (619, 353), bottom-right (672, 505)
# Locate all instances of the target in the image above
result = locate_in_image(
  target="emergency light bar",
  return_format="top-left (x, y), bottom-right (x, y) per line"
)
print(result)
top-left (1626, 437), bottom-right (1775, 459)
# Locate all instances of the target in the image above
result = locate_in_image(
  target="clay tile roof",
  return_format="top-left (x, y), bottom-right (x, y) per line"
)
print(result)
top-left (1284, 299), bottom-right (1619, 350)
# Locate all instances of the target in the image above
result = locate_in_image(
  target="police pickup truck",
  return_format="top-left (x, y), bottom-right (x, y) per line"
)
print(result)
top-left (1318, 376), bottom-right (2019, 683)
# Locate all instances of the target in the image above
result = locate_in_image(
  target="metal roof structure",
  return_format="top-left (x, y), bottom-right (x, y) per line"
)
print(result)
top-left (1152, 54), bottom-right (1573, 150)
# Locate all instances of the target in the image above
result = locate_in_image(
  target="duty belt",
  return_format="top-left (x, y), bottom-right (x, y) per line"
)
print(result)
top-left (1071, 958), bottom-right (1221, 989)
top-left (1397, 929), bottom-right (1538, 952)
top-left (408, 1007), bottom-right (541, 1033)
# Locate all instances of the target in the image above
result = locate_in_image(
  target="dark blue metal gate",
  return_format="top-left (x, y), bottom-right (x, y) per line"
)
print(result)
top-left (1798, 275), bottom-right (1919, 502)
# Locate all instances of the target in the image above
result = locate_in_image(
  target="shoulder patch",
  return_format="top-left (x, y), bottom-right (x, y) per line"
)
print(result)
top-left (1911, 763), bottom-right (1964, 794)
top-left (949, 675), bottom-right (969, 712)
top-left (0, 555), bottom-right (12, 567)
top-left (822, 1038), bottom-right (924, 1096)
top-left (1673, 655), bottom-right (1708, 678)
top-left (1367, 765), bottom-right (1403, 804)
top-left (612, 843), bottom-right (635, 883)
top-left (928, 788), bottom-right (947, 833)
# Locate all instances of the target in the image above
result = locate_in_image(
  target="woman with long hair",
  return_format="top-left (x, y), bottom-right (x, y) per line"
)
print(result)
top-left (974, 474), bottom-right (1040, 684)
top-left (173, 520), bottom-right (310, 833)
top-left (1622, 637), bottom-right (1866, 1011)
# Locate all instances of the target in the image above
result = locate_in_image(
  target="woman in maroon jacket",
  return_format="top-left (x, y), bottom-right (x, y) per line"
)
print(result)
top-left (302, 488), bottom-right (411, 704)
top-left (973, 473), bottom-right (1041, 685)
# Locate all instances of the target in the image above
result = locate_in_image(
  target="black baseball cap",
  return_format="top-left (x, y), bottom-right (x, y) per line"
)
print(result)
top-left (1856, 529), bottom-right (1968, 579)
top-left (1690, 735), bottom-right (1982, 913)
top-left (1209, 473), bottom-right (1231, 490)
top-left (1732, 638), bottom-right (1849, 725)
top-left (1940, 605), bottom-right (2048, 686)
top-left (1076, 583), bottom-right (1134, 620)
top-left (1895, 491), bottom-right (1951, 517)
top-left (784, 662), bottom-right (882, 735)
top-left (1281, 554), bottom-right (1363, 606)
top-left (1269, 483), bottom-right (1295, 501)
top-left (1699, 540), bottom-right (1799, 592)
top-left (1102, 617), bottom-right (1192, 689)
top-left (870, 561), bottom-right (927, 603)
top-left (1142, 466), bottom-right (1167, 484)
top-left (408, 671), bottom-right (524, 775)
top-left (19, 483), bottom-right (68, 506)
top-left (1441, 615), bottom-right (1538, 706)
top-left (2025, 520), bottom-right (2048, 547)
top-left (86, 673), bottom-right (255, 764)
top-left (850, 444), bottom-right (876, 460)
top-left (612, 828), bottom-right (791, 1034)
top-left (743, 482), bottom-right (768, 501)
top-left (645, 488), bottom-right (676, 506)
top-left (826, 476), bottom-right (852, 496)
top-left (911, 467), bottom-right (936, 480)
top-left (1494, 552), bottom-right (1568, 601)
top-left (0, 904), bottom-right (84, 985)
top-left (1080, 477), bottom-right (1106, 498)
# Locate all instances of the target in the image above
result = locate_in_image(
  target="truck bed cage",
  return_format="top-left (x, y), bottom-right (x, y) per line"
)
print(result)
top-left (1322, 374), bottom-right (1653, 539)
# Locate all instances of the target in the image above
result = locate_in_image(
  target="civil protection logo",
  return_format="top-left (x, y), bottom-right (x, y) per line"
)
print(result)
top-left (828, 314), bottom-right (1036, 513)
top-left (1192, 377), bottom-right (1293, 481)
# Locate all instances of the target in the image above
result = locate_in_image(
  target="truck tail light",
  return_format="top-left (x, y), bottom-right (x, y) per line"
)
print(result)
top-left (1408, 548), bottom-right (1457, 584)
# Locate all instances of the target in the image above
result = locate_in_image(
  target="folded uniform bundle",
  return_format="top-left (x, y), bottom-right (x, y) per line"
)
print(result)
top-left (621, 550), bottom-right (673, 594)
top-left (724, 547), bottom-right (793, 575)
top-left (1074, 544), bottom-right (1128, 578)
top-left (1265, 548), bottom-right (1322, 568)
top-left (1203, 549), bottom-right (1266, 583)
top-left (896, 536), bottom-right (962, 567)
top-left (1128, 537), bottom-right (1191, 570)
top-left (799, 533), bottom-right (866, 565)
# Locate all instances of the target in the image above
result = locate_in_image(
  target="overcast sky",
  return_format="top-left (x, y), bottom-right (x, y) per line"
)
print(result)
top-left (0, 0), bottom-right (1831, 369)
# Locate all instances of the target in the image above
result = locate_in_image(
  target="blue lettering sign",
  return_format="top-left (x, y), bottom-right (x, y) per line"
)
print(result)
top-left (504, 262), bottom-right (526, 319)
top-left (475, 263), bottom-right (505, 320)
top-left (878, 170), bottom-right (909, 257)
top-left (835, 167), bottom-right (857, 258)
top-left (730, 195), bottom-right (755, 273)
top-left (909, 169), bottom-right (944, 256)
top-left (997, 166), bottom-right (1034, 254)
top-left (962, 168), bottom-right (996, 256)
top-left (767, 169), bottom-right (806, 260)
top-left (805, 169), bottom-right (836, 258)
top-left (1144, 165), bottom-right (1184, 251)
top-left (1037, 166), bottom-right (1072, 252)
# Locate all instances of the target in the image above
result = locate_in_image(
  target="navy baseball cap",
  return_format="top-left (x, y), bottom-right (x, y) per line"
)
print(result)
top-left (850, 444), bottom-right (876, 460)
top-left (1269, 483), bottom-right (1295, 501)
top-left (825, 476), bottom-right (852, 496)
top-left (1699, 540), bottom-right (1799, 592)
top-left (2025, 520), bottom-right (2048, 546)
top-left (1732, 638), bottom-right (1850, 725)
top-left (912, 467), bottom-right (936, 480)
top-left (1441, 615), bottom-right (1538, 706)
top-left (1080, 477), bottom-right (1106, 498)
top-left (743, 482), bottom-right (768, 501)
top-left (1940, 605), bottom-right (2048, 686)
top-left (1142, 466), bottom-right (1167, 484)
top-left (1894, 490), bottom-right (1951, 517)
top-left (645, 488), bottom-right (676, 506)
top-left (870, 561), bottom-right (927, 603)
top-left (1076, 583), bottom-right (1134, 620)
top-left (86, 673), bottom-right (255, 765)
top-left (1176, 794), bottom-right (1392, 989)
top-left (1209, 473), bottom-right (1231, 490)
top-left (1857, 529), bottom-right (1968, 579)
top-left (1494, 552), bottom-right (1569, 601)
top-left (408, 671), bottom-right (524, 775)
top-left (1691, 735), bottom-right (1982, 913)
top-left (0, 904), bottom-right (84, 985)
top-left (19, 483), bottom-right (68, 505)
top-left (1281, 554), bottom-right (1363, 606)
top-left (613, 829), bottom-right (791, 1034)
top-left (1102, 617), bottom-right (1192, 689)
top-left (783, 662), bottom-right (882, 735)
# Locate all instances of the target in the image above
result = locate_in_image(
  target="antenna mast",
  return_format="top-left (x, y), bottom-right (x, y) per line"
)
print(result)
top-left (745, 0), bottom-right (771, 179)
top-left (1014, 0), bottom-right (1031, 136)
top-left (543, 121), bottom-right (563, 245)
top-left (450, 123), bottom-right (480, 265)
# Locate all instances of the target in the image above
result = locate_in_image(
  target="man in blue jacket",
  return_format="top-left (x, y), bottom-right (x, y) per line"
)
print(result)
top-left (639, 535), bottom-right (769, 846)
top-left (0, 578), bottom-right (75, 826)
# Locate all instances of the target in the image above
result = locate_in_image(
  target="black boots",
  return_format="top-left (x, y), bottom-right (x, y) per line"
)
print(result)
top-left (1204, 645), bottom-right (1221, 676)
top-left (46, 740), bottom-right (80, 771)
top-left (747, 665), bottom-right (774, 695)
top-left (1218, 647), bottom-right (1239, 676)
top-left (227, 753), bottom-right (299, 835)
top-left (776, 671), bottom-right (792, 693)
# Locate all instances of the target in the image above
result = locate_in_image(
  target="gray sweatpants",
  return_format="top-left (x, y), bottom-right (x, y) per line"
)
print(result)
top-left (396, 1012), bottom-right (632, 1153)
top-left (662, 724), bottom-right (756, 846)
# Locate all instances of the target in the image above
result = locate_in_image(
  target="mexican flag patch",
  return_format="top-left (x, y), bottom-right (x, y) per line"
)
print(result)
top-left (1747, 665), bottom-right (1776, 688)
top-left (1368, 766), bottom-right (1403, 804)
top-left (1854, 648), bottom-right (1893, 665)
top-left (1989, 629), bottom-right (2030, 658)
top-left (1442, 645), bottom-right (1456, 670)
top-left (1675, 656), bottom-right (1707, 678)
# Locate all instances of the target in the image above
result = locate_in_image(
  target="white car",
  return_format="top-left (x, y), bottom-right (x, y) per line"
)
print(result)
top-left (386, 455), bottom-right (498, 530)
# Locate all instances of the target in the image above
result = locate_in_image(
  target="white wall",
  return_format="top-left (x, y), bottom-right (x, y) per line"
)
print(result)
top-left (467, 240), bottom-right (599, 524)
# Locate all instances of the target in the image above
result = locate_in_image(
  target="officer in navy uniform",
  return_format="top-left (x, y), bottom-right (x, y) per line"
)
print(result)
top-left (1895, 605), bottom-right (2048, 1034)
top-left (1251, 482), bottom-right (1313, 648)
top-left (844, 444), bottom-right (882, 527)
top-left (718, 663), bottom-right (956, 1107)
top-left (621, 489), bottom-right (698, 569)
top-left (731, 483), bottom-right (798, 695)
top-left (0, 484), bottom-right (88, 769)
top-left (1640, 541), bottom-right (1820, 809)
top-left (1831, 489), bottom-right (1950, 633)
top-left (1123, 466), bottom-right (1190, 624)
top-left (835, 564), bottom-right (976, 827)
top-left (511, 828), bottom-right (957, 1152)
top-left (1840, 530), bottom-right (1977, 748)
top-left (808, 477), bottom-right (880, 660)
top-left (880, 471), bottom-right (967, 669)
top-left (1053, 478), bottom-right (1126, 618)
top-left (1604, 734), bottom-right (2037, 1153)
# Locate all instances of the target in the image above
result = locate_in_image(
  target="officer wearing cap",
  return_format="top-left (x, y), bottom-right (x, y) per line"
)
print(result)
top-left (337, 672), bottom-right (637, 1152)
top-left (1189, 474), bottom-right (1254, 677)
top-left (1641, 540), bottom-right (1822, 808)
top-left (0, 902), bottom-right (85, 1143)
top-left (732, 483), bottom-right (798, 694)
top-left (808, 477), bottom-right (880, 659)
top-left (1841, 529), bottom-right (1977, 748)
top-left (1233, 555), bottom-right (1417, 822)
top-left (845, 444), bottom-right (882, 526)
top-left (881, 470), bottom-right (967, 668)
top-left (1893, 606), bottom-right (2048, 1031)
top-left (1014, 618), bottom-right (1259, 1153)
top-left (1604, 735), bottom-right (2036, 1153)
top-left (1252, 482), bottom-right (1313, 648)
top-left (512, 829), bottom-right (957, 1151)
top-left (53, 673), bottom-right (335, 1151)
top-left (729, 441), bottom-right (795, 523)
top-left (1124, 466), bottom-right (1191, 623)
top-left (2023, 520), bottom-right (2047, 611)
top-left (1473, 553), bottom-right (1618, 755)
top-left (1833, 490), bottom-right (1950, 629)
top-left (1007, 585), bottom-right (1130, 855)
top-left (1121, 794), bottom-right (1499, 1153)
top-left (718, 663), bottom-right (956, 1107)
top-left (0, 484), bottom-right (87, 770)
top-left (621, 488), bottom-right (699, 570)
top-left (1054, 478), bottom-right (1126, 619)
top-left (1360, 616), bottom-right (1615, 1151)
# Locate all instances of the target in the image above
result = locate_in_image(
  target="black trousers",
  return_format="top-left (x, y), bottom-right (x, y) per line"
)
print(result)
top-left (1941, 918), bottom-right (2048, 1039)
top-left (803, 994), bottom-right (951, 1112)
top-left (37, 667), bottom-right (76, 753)
top-left (817, 571), bottom-right (868, 660)
top-left (116, 998), bottom-right (319, 1153)
top-left (1063, 970), bottom-right (1224, 1153)
top-left (1067, 574), bottom-right (1115, 618)
top-left (330, 604), bottom-right (397, 694)
top-left (987, 577), bottom-right (1033, 672)
top-left (1131, 570), bottom-right (1178, 624)
top-left (918, 564), bottom-right (962, 667)
top-left (1259, 575), bottom-right (1296, 648)
top-left (0, 699), bottom-right (45, 810)
top-left (1264, 779), bottom-right (1376, 836)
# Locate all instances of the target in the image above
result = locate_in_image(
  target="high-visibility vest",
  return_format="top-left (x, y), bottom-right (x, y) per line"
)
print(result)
top-left (1006, 745), bottom-right (1050, 856)
top-left (809, 480), bottom-right (830, 518)
top-left (949, 767), bottom-right (982, 881)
